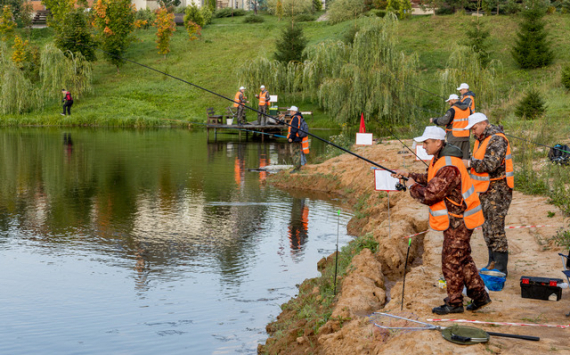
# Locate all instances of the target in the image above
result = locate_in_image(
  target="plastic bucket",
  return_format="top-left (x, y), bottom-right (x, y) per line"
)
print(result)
top-left (226, 118), bottom-right (233, 125)
top-left (480, 269), bottom-right (506, 291)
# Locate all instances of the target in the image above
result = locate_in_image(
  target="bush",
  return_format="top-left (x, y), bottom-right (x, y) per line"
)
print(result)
top-left (184, 3), bottom-right (205, 28)
top-left (243, 14), bottom-right (264, 23)
top-left (274, 23), bottom-right (308, 63)
top-left (562, 65), bottom-right (570, 90)
top-left (515, 89), bottom-right (547, 119)
top-left (201, 5), bottom-right (213, 25)
top-left (435, 7), bottom-right (454, 15)
top-left (342, 25), bottom-right (359, 44)
top-left (135, 8), bottom-right (155, 29)
top-left (328, 0), bottom-right (367, 24)
top-left (213, 8), bottom-right (246, 18)
top-left (367, 9), bottom-right (387, 17)
top-left (295, 13), bottom-right (315, 21)
top-left (313, 0), bottom-right (323, 11)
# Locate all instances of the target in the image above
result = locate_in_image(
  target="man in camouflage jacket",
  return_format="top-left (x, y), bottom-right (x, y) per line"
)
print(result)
top-left (393, 126), bottom-right (491, 315)
top-left (466, 113), bottom-right (513, 276)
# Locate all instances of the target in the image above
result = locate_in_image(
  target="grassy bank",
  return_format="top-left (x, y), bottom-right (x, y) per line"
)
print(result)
top-left (3, 13), bottom-right (570, 130)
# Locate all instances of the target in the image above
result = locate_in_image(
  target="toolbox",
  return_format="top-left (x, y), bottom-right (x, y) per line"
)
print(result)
top-left (520, 276), bottom-right (563, 301)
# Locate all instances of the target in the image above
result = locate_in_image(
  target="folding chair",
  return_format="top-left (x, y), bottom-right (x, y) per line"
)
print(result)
top-left (206, 107), bottom-right (223, 125)
top-left (559, 249), bottom-right (570, 317)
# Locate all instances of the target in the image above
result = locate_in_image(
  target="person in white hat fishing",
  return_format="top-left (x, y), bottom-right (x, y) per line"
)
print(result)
top-left (233, 86), bottom-right (249, 124)
top-left (430, 94), bottom-right (471, 159)
top-left (255, 85), bottom-right (270, 125)
top-left (392, 126), bottom-right (490, 315)
top-left (456, 83), bottom-right (476, 114)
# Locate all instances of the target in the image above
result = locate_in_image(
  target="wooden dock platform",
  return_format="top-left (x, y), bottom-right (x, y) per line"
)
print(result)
top-left (206, 124), bottom-right (288, 142)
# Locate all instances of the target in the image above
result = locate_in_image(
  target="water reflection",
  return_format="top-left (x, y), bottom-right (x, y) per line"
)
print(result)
top-left (0, 128), bottom-right (350, 355)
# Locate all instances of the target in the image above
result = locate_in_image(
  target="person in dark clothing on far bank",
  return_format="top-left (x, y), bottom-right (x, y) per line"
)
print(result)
top-left (62, 89), bottom-right (73, 116)
top-left (430, 94), bottom-right (471, 159)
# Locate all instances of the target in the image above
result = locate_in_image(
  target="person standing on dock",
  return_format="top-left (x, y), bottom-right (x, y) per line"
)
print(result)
top-left (255, 85), bottom-right (270, 125)
top-left (287, 106), bottom-right (309, 174)
top-left (233, 86), bottom-right (249, 124)
top-left (430, 94), bottom-right (471, 159)
top-left (61, 89), bottom-right (73, 116)
top-left (392, 126), bottom-right (491, 315)
top-left (464, 113), bottom-right (513, 277)
top-left (456, 83), bottom-right (476, 114)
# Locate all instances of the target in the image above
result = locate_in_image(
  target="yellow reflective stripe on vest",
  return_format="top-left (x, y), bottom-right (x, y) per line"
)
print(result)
top-left (464, 204), bottom-right (482, 218)
top-left (430, 208), bottom-right (448, 217)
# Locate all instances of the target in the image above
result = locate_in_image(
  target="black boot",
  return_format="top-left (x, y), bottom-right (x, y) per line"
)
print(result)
top-left (483, 247), bottom-right (494, 270)
top-left (432, 304), bottom-right (464, 315)
top-left (494, 251), bottom-right (509, 277)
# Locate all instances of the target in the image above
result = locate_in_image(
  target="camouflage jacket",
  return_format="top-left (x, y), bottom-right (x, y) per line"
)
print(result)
top-left (409, 144), bottom-right (466, 230)
top-left (470, 124), bottom-right (509, 180)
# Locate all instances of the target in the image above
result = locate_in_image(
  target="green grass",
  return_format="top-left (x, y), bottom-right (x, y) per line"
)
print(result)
top-left (3, 12), bottom-right (570, 129)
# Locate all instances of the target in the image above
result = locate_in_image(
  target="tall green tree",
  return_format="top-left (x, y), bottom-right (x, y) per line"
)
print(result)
top-left (274, 23), bottom-right (308, 63)
top-left (54, 8), bottom-right (97, 62)
top-left (511, 0), bottom-right (554, 69)
top-left (92, 0), bottom-right (136, 72)
top-left (463, 16), bottom-right (491, 67)
top-left (41, 0), bottom-right (75, 33)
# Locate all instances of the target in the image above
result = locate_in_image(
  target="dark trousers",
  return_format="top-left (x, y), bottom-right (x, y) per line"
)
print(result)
top-left (257, 105), bottom-right (269, 125)
top-left (236, 105), bottom-right (245, 123)
top-left (63, 100), bottom-right (73, 115)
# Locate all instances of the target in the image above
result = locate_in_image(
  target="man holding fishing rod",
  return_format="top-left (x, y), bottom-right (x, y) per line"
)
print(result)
top-left (287, 106), bottom-right (309, 174)
top-left (233, 86), bottom-right (249, 124)
top-left (464, 113), bottom-right (514, 276)
top-left (392, 126), bottom-right (491, 315)
top-left (430, 94), bottom-right (471, 159)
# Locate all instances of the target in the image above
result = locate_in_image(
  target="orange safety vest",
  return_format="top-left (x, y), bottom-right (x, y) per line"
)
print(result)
top-left (233, 92), bottom-right (243, 108)
top-left (461, 94), bottom-right (475, 114)
top-left (470, 133), bottom-right (514, 192)
top-left (446, 106), bottom-right (470, 138)
top-left (259, 90), bottom-right (269, 106)
top-left (288, 114), bottom-right (310, 155)
top-left (427, 155), bottom-right (485, 231)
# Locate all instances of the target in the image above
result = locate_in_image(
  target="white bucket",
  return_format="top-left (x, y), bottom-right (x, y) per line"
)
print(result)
top-left (226, 118), bottom-right (233, 125)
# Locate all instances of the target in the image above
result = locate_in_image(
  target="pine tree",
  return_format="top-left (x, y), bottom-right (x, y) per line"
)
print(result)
top-left (464, 16), bottom-right (491, 67)
top-left (511, 0), bottom-right (554, 69)
top-left (11, 34), bottom-right (28, 69)
top-left (55, 8), bottom-right (97, 62)
top-left (515, 89), bottom-right (546, 120)
top-left (274, 23), bottom-right (307, 63)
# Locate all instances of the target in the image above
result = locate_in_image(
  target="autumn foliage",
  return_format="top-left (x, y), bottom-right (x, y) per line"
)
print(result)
top-left (153, 6), bottom-right (176, 56)
top-left (0, 5), bottom-right (16, 41)
top-left (11, 35), bottom-right (28, 68)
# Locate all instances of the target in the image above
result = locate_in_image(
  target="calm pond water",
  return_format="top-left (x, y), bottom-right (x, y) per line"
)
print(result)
top-left (0, 127), bottom-right (353, 355)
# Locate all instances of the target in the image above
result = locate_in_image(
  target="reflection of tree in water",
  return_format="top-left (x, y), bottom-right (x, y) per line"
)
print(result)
top-left (288, 198), bottom-right (309, 253)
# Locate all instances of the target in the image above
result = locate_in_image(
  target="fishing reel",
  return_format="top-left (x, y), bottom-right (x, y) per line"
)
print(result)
top-left (396, 182), bottom-right (407, 192)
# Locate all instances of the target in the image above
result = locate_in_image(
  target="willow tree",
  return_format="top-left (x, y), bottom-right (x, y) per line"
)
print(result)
top-left (303, 16), bottom-right (420, 125)
top-left (439, 44), bottom-right (500, 113)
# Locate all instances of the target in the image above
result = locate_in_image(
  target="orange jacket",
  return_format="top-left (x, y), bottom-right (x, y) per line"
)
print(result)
top-left (470, 133), bottom-right (514, 192)
top-left (446, 106), bottom-right (470, 138)
top-left (427, 155), bottom-right (484, 231)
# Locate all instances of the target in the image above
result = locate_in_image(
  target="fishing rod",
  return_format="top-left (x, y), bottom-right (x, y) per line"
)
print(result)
top-left (70, 41), bottom-right (409, 182)
top-left (387, 126), bottom-right (429, 168)
top-left (191, 121), bottom-right (287, 138)
top-left (504, 133), bottom-right (570, 155)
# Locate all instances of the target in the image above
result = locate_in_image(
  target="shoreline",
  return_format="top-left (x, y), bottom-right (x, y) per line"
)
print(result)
top-left (262, 140), bottom-right (570, 354)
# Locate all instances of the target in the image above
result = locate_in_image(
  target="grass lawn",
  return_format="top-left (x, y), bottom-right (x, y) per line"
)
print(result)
top-left (3, 11), bottom-right (570, 134)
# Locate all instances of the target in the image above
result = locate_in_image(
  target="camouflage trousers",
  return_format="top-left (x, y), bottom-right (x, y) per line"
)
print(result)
top-left (479, 180), bottom-right (513, 253)
top-left (257, 105), bottom-right (268, 125)
top-left (442, 226), bottom-right (488, 307)
top-left (236, 105), bottom-right (245, 123)
top-left (290, 142), bottom-right (302, 170)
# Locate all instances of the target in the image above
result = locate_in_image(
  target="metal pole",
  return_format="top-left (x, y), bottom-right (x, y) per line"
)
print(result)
top-left (333, 210), bottom-right (340, 295)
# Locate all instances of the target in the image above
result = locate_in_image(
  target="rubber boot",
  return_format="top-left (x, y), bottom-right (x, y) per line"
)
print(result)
top-left (482, 247), bottom-right (494, 270)
top-left (493, 251), bottom-right (509, 277)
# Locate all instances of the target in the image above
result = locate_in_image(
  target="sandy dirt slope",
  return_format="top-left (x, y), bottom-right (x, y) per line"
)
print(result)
top-left (265, 140), bottom-right (570, 355)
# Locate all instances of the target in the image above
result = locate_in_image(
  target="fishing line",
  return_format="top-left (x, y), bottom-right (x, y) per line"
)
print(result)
top-left (67, 40), bottom-right (408, 178)
top-left (387, 126), bottom-right (429, 168)
top-left (504, 133), bottom-right (570, 155)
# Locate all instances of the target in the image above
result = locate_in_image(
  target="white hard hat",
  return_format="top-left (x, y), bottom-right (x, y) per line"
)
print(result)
top-left (464, 113), bottom-right (489, 130)
top-left (240, 86), bottom-right (245, 90)
top-left (446, 94), bottom-right (460, 102)
top-left (457, 83), bottom-right (469, 90)
top-left (289, 106), bottom-right (298, 112)
top-left (260, 85), bottom-right (265, 89)
top-left (414, 126), bottom-right (446, 142)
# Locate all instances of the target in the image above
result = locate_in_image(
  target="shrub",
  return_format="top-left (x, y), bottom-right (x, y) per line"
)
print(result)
top-left (514, 89), bottom-right (546, 119)
top-left (342, 25), bottom-right (359, 44)
top-left (561, 65), bottom-right (570, 90)
top-left (295, 13), bottom-right (315, 21)
top-left (243, 14), bottom-right (264, 23)
top-left (201, 5), bottom-right (213, 25)
top-left (435, 7), bottom-right (454, 15)
top-left (328, 0), bottom-right (367, 24)
top-left (313, 0), bottom-right (323, 11)
top-left (135, 8), bottom-right (155, 29)
top-left (184, 3), bottom-right (205, 28)
top-left (367, 9), bottom-right (387, 16)
top-left (213, 8), bottom-right (246, 18)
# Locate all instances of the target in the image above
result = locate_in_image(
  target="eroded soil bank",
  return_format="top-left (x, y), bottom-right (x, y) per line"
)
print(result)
top-left (261, 140), bottom-right (570, 355)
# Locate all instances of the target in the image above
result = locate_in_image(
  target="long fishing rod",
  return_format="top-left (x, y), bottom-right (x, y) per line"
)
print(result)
top-left (71, 41), bottom-right (408, 179)
top-left (504, 133), bottom-right (570, 155)
top-left (387, 126), bottom-right (429, 168)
